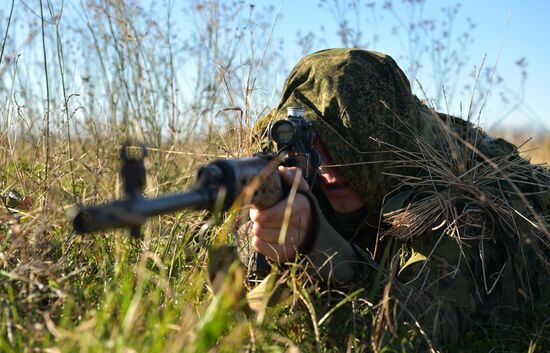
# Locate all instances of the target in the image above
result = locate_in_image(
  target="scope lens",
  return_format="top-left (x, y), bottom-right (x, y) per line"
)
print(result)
top-left (271, 120), bottom-right (295, 144)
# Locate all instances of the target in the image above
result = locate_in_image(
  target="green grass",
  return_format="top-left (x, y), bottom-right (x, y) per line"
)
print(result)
top-left (1, 168), bottom-right (548, 352)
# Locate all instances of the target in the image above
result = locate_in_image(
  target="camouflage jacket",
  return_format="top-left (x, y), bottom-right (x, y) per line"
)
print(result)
top-left (240, 48), bottom-right (550, 345)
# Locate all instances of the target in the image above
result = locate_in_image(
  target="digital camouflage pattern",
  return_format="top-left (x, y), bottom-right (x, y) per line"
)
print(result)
top-left (257, 48), bottom-right (439, 210)
top-left (250, 48), bottom-right (550, 346)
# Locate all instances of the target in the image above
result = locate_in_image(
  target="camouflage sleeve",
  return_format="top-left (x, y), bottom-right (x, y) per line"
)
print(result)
top-left (303, 191), bottom-right (469, 344)
top-left (383, 183), bottom-right (549, 345)
top-left (303, 190), bottom-right (468, 343)
top-left (394, 220), bottom-right (549, 344)
top-left (306, 186), bottom-right (546, 345)
top-left (393, 232), bottom-right (483, 344)
top-left (299, 190), bottom-right (378, 285)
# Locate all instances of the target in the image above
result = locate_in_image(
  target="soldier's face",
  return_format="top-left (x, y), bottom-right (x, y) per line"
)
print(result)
top-left (314, 138), bottom-right (366, 213)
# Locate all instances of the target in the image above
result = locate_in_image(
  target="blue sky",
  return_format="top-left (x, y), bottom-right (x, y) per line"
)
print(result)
top-left (4, 0), bottom-right (548, 132)
top-left (272, 0), bottom-right (550, 131)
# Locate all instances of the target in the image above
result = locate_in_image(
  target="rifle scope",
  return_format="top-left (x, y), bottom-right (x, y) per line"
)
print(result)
top-left (269, 105), bottom-right (314, 147)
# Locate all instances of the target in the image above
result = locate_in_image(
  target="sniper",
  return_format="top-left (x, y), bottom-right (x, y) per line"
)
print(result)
top-left (237, 48), bottom-right (550, 349)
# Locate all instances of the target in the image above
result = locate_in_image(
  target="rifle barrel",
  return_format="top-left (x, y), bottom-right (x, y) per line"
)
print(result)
top-left (73, 188), bottom-right (213, 234)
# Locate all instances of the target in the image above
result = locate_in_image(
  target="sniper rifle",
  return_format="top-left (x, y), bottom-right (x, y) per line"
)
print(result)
top-left (72, 106), bottom-right (320, 238)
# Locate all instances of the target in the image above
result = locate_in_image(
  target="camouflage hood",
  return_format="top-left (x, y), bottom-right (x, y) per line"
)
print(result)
top-left (262, 48), bottom-right (434, 210)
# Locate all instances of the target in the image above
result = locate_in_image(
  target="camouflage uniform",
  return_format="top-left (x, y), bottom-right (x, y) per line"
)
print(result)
top-left (244, 49), bottom-right (550, 345)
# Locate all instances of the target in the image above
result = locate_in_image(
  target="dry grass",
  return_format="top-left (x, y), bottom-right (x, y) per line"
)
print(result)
top-left (1, 1), bottom-right (549, 352)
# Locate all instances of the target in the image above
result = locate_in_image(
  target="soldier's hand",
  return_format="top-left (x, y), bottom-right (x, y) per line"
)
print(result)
top-left (249, 166), bottom-right (312, 263)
